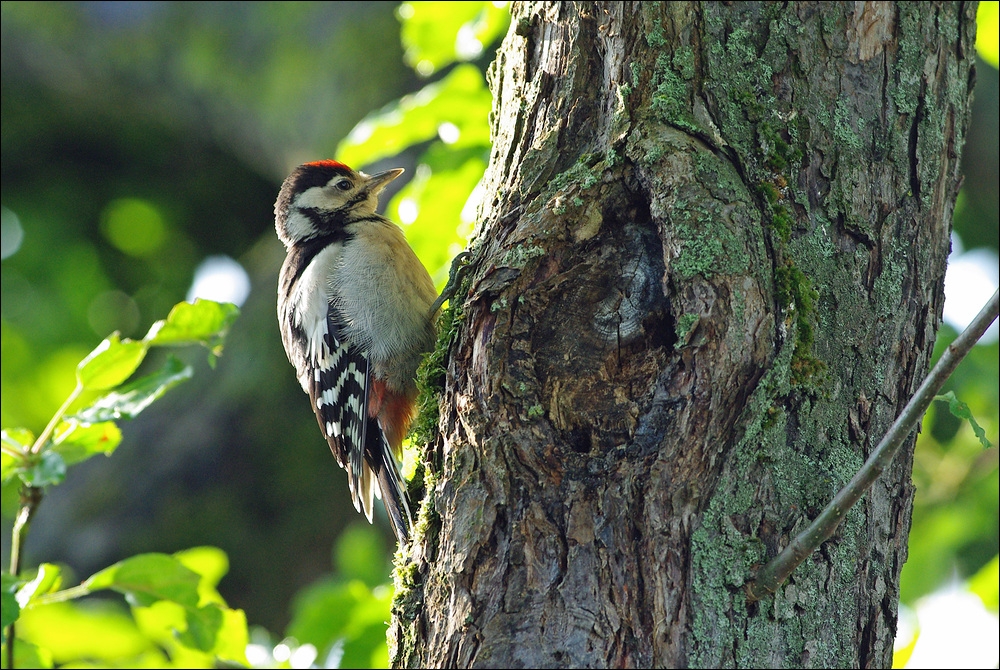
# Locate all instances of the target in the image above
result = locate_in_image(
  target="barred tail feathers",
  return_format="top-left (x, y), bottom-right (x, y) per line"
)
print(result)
top-left (365, 416), bottom-right (412, 545)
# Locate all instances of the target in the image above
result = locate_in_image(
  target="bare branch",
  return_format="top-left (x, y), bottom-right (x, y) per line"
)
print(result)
top-left (747, 289), bottom-right (1000, 602)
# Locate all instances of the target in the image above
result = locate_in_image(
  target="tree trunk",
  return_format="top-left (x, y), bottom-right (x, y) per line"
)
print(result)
top-left (391, 2), bottom-right (976, 667)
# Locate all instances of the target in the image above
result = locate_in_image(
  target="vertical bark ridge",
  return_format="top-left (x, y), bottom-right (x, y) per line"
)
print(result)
top-left (390, 3), bottom-right (975, 668)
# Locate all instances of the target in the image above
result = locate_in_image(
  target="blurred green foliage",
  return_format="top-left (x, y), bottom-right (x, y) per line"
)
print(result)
top-left (339, 2), bottom-right (507, 286)
top-left (2, 1), bottom-right (509, 667)
top-left (2, 300), bottom-right (246, 668)
top-left (903, 329), bottom-right (999, 606)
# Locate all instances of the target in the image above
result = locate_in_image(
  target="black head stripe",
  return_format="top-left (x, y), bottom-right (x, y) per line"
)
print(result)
top-left (292, 162), bottom-right (352, 193)
top-left (275, 162), bottom-right (353, 223)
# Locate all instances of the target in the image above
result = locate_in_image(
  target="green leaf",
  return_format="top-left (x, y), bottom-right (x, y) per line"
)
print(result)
top-left (286, 577), bottom-right (370, 654)
top-left (170, 547), bottom-right (247, 660)
top-left (935, 391), bottom-right (992, 448)
top-left (211, 607), bottom-right (249, 664)
top-left (1, 450), bottom-right (16, 484)
top-left (338, 64), bottom-right (492, 169)
top-left (144, 299), bottom-right (240, 357)
top-left (177, 603), bottom-right (224, 652)
top-left (978, 1), bottom-right (999, 69)
top-left (21, 450), bottom-right (66, 487)
top-left (398, 1), bottom-right (510, 76)
top-left (72, 355), bottom-right (193, 424)
top-left (81, 553), bottom-right (242, 655)
top-left (84, 553), bottom-right (201, 609)
top-left (14, 599), bottom-right (154, 665)
top-left (51, 420), bottom-right (122, 467)
top-left (16, 563), bottom-right (63, 609)
top-left (286, 576), bottom-right (393, 668)
top-left (76, 333), bottom-right (149, 391)
top-left (2, 637), bottom-right (54, 668)
top-left (1, 428), bottom-right (34, 483)
top-left (1, 427), bottom-right (33, 451)
top-left (387, 150), bottom-right (487, 284)
top-left (173, 546), bottom-right (229, 605)
top-left (2, 573), bottom-right (22, 634)
top-left (333, 524), bottom-right (389, 587)
top-left (968, 554), bottom-right (999, 612)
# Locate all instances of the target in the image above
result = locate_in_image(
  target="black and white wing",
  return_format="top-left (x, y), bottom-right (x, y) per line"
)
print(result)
top-left (309, 307), bottom-right (375, 520)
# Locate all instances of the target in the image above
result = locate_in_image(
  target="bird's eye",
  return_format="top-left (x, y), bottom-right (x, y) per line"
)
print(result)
top-left (334, 179), bottom-right (352, 191)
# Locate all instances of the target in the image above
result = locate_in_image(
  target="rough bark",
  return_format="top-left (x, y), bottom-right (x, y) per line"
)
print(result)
top-left (391, 2), bottom-right (975, 668)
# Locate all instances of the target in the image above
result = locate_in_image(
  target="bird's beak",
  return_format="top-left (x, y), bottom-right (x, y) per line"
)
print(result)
top-left (364, 168), bottom-right (405, 196)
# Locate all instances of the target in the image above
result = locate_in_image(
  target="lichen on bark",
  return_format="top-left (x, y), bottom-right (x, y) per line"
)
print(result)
top-left (391, 3), bottom-right (976, 668)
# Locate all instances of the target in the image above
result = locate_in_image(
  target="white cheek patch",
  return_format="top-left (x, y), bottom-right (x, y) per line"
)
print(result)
top-left (283, 209), bottom-right (319, 246)
top-left (294, 184), bottom-right (356, 214)
top-left (295, 185), bottom-right (333, 209)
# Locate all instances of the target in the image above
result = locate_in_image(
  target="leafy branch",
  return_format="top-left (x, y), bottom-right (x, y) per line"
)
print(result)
top-left (2, 299), bottom-right (240, 669)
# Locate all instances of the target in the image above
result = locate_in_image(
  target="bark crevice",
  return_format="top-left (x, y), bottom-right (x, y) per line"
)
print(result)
top-left (391, 3), bottom-right (975, 668)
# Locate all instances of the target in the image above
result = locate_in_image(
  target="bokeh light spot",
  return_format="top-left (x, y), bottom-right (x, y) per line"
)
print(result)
top-left (100, 198), bottom-right (167, 257)
top-left (944, 236), bottom-right (999, 343)
top-left (186, 255), bottom-right (251, 307)
top-left (455, 24), bottom-right (484, 60)
top-left (397, 198), bottom-right (419, 225)
top-left (87, 290), bottom-right (141, 338)
top-left (1, 206), bottom-right (25, 259)
top-left (437, 121), bottom-right (461, 145)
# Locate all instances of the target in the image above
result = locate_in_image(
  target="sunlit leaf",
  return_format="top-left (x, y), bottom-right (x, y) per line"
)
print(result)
top-left (76, 334), bottom-right (148, 391)
top-left (172, 548), bottom-right (248, 661)
top-left (338, 582), bottom-right (394, 670)
top-left (84, 553), bottom-right (201, 608)
top-left (2, 637), bottom-right (54, 668)
top-left (177, 603), bottom-right (224, 652)
top-left (286, 577), bottom-right (384, 656)
top-left (978, 1), bottom-right (999, 69)
top-left (144, 299), bottom-right (240, 356)
top-left (134, 598), bottom-right (247, 664)
top-left (83, 552), bottom-right (245, 656)
top-left (14, 600), bottom-right (153, 665)
top-left (286, 524), bottom-right (395, 668)
top-left (72, 355), bottom-right (192, 424)
top-left (935, 391), bottom-right (992, 448)
top-left (20, 450), bottom-right (66, 488)
top-left (1, 428), bottom-right (34, 483)
top-left (1, 427), bottom-right (34, 451)
top-left (390, 152), bottom-right (487, 284)
top-left (174, 546), bottom-right (229, 606)
top-left (891, 626), bottom-right (918, 669)
top-left (131, 599), bottom-right (188, 643)
top-left (338, 64), bottom-right (492, 169)
top-left (398, 1), bottom-right (510, 75)
top-left (1, 452), bottom-right (16, 485)
top-left (16, 563), bottom-right (63, 609)
top-left (51, 420), bottom-right (122, 466)
top-left (2, 573), bottom-right (22, 634)
top-left (212, 607), bottom-right (249, 665)
top-left (968, 554), bottom-right (999, 612)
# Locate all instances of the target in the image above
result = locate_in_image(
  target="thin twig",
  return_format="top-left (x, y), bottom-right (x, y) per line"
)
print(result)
top-left (31, 583), bottom-right (92, 607)
top-left (5, 381), bottom-right (79, 667)
top-left (6, 485), bottom-right (43, 670)
top-left (30, 382), bottom-right (82, 455)
top-left (747, 289), bottom-right (999, 602)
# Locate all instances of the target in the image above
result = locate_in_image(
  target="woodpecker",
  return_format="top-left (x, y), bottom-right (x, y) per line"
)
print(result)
top-left (275, 160), bottom-right (437, 545)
